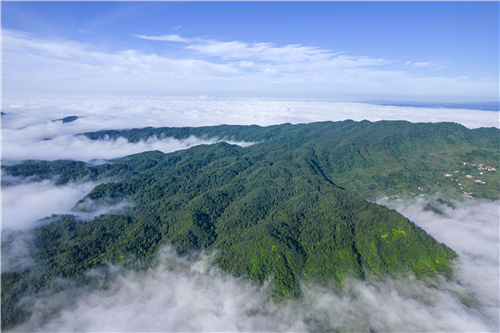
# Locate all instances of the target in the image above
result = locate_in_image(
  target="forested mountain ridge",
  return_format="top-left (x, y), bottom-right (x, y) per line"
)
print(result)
top-left (7, 120), bottom-right (499, 199)
top-left (2, 120), bottom-right (498, 329)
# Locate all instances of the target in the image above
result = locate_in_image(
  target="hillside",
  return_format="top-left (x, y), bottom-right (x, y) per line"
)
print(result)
top-left (10, 120), bottom-right (500, 199)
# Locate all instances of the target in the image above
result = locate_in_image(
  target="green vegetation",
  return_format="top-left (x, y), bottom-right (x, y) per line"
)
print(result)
top-left (2, 120), bottom-right (498, 329)
top-left (9, 120), bottom-right (499, 199)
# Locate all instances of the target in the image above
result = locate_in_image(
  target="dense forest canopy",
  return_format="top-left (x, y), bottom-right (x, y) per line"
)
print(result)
top-left (2, 120), bottom-right (499, 329)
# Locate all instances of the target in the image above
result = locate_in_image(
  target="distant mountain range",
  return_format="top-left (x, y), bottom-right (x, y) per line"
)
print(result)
top-left (366, 101), bottom-right (499, 111)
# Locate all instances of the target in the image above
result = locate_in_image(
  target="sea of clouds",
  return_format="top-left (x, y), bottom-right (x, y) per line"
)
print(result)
top-left (1, 95), bottom-right (499, 331)
top-left (2, 95), bottom-right (499, 162)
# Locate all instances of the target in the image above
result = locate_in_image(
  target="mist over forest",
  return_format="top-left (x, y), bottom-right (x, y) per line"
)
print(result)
top-left (2, 97), bottom-right (499, 332)
top-left (2, 95), bottom-right (498, 162)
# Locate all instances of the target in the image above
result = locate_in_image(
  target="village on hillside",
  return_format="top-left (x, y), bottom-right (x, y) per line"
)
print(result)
top-left (383, 161), bottom-right (498, 201)
top-left (442, 162), bottom-right (497, 198)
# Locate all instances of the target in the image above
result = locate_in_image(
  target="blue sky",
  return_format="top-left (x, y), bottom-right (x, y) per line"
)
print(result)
top-left (2, 1), bottom-right (499, 102)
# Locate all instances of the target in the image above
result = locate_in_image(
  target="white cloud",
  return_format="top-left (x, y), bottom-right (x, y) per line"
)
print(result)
top-left (411, 60), bottom-right (450, 70)
top-left (377, 196), bottom-right (500, 326)
top-left (414, 61), bottom-right (432, 68)
top-left (6, 88), bottom-right (500, 172)
top-left (135, 34), bottom-right (190, 43)
top-left (1, 95), bottom-right (497, 163)
top-left (2, 133), bottom-right (253, 162)
top-left (1, 179), bottom-right (96, 230)
top-left (0, 180), bottom-right (137, 273)
top-left (140, 34), bottom-right (388, 67)
top-left (3, 29), bottom-right (497, 99)
top-left (378, 197), bottom-right (499, 258)
top-left (3, 96), bottom-right (270, 162)
top-left (0, 174), bottom-right (140, 232)
top-left (2, 229), bottom-right (37, 273)
top-left (3, 30), bottom-right (241, 95)
top-left (3, 95), bottom-right (498, 129)
top-left (188, 40), bottom-right (338, 63)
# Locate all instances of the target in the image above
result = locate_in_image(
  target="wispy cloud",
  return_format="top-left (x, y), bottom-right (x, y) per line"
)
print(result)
top-left (406, 59), bottom-right (450, 70)
top-left (414, 61), bottom-right (433, 67)
top-left (3, 29), bottom-right (497, 99)
top-left (139, 33), bottom-right (386, 65)
top-left (3, 30), bottom-right (240, 94)
top-left (1, 178), bottom-right (97, 230)
top-left (135, 34), bottom-right (190, 43)
top-left (189, 41), bottom-right (340, 63)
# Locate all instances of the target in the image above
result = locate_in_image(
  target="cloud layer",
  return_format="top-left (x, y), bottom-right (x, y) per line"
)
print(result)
top-left (2, 95), bottom-right (497, 164)
top-left (378, 196), bottom-right (500, 325)
top-left (2, 134), bottom-right (253, 163)
top-left (1, 179), bottom-right (96, 230)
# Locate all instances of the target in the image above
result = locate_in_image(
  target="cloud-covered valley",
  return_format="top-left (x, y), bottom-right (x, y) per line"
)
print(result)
top-left (1, 178), bottom-right (96, 230)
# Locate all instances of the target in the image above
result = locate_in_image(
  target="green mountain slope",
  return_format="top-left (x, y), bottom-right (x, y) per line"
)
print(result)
top-left (2, 120), bottom-right (498, 329)
top-left (8, 120), bottom-right (500, 199)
